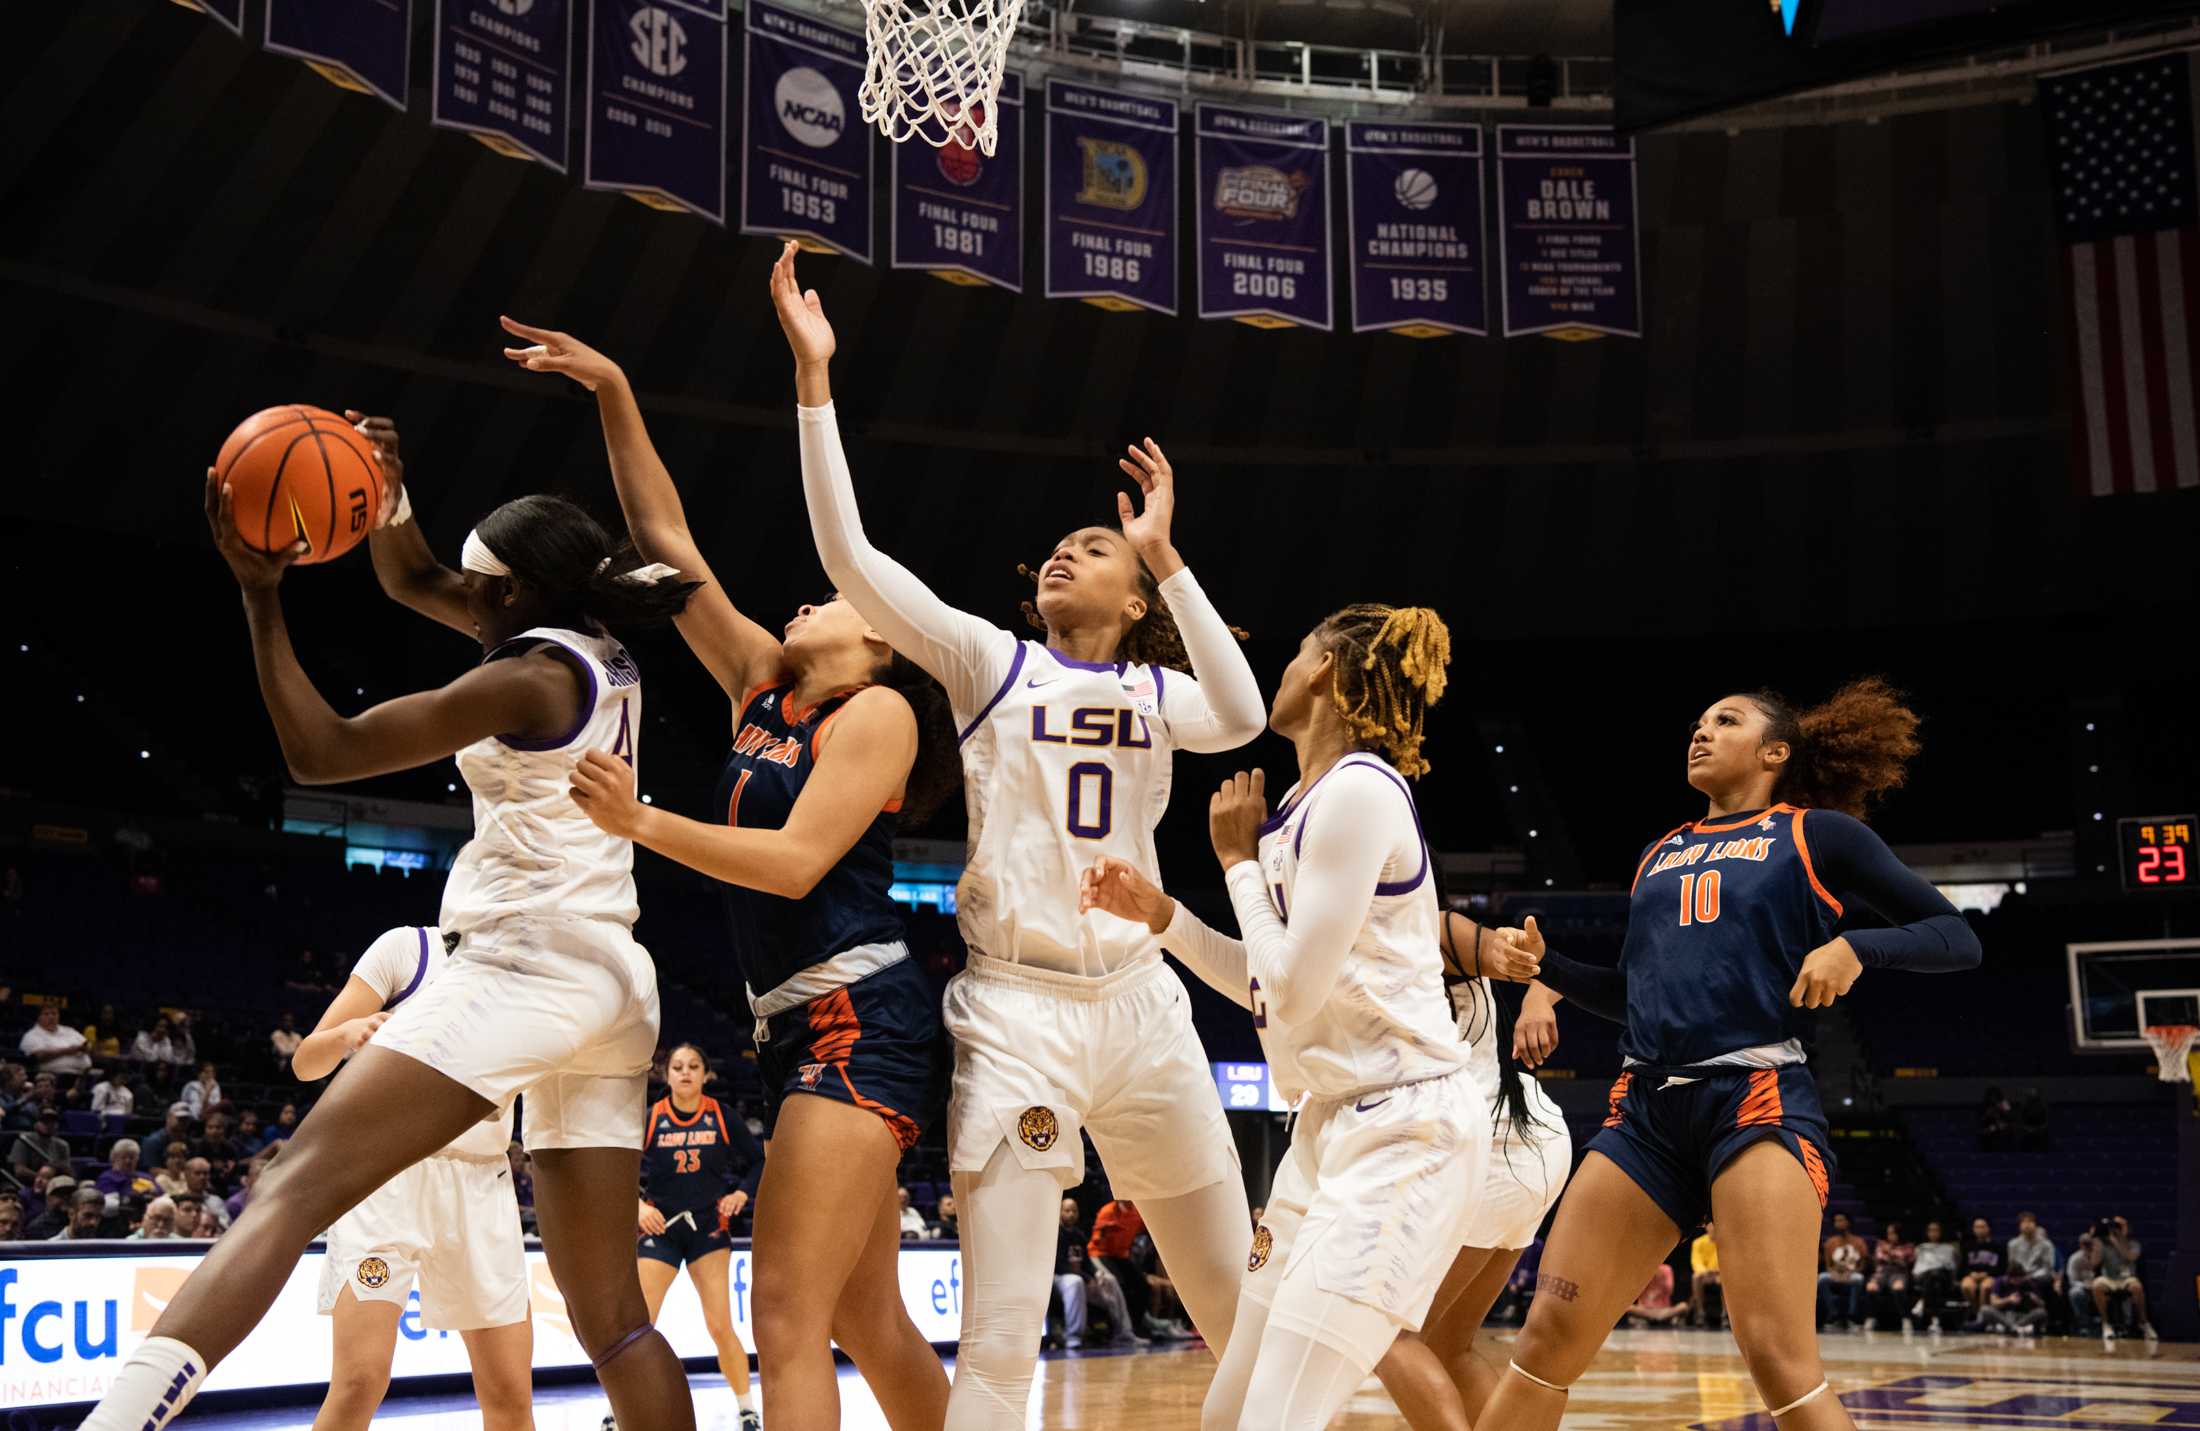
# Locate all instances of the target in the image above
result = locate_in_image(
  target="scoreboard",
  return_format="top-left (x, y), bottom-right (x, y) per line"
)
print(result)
top-left (2119, 815), bottom-right (2197, 894)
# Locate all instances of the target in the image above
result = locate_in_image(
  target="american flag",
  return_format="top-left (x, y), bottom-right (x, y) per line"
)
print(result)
top-left (2042, 52), bottom-right (2200, 495)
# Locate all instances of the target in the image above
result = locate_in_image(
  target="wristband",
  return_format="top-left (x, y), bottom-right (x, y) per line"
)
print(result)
top-left (386, 487), bottom-right (414, 528)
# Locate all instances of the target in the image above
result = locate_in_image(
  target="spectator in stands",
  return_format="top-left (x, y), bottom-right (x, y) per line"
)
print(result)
top-left (130, 1016), bottom-right (193, 1070)
top-left (181, 1158), bottom-right (229, 1232)
top-left (129, 1197), bottom-right (181, 1241)
top-left (97, 1140), bottom-right (158, 1203)
top-left (2065, 1231), bottom-right (2105, 1333)
top-left (1089, 1198), bottom-right (1152, 1336)
top-left (225, 1147), bottom-right (279, 1224)
top-left (1049, 1196), bottom-right (1090, 1350)
top-left (1818, 1212), bottom-right (1871, 1328)
top-left (17, 1164), bottom-right (58, 1228)
top-left (897, 1186), bottom-right (928, 1239)
top-left (8, 1103), bottom-right (68, 1178)
top-left (3, 1071), bottom-right (56, 1131)
top-left (140, 1103), bottom-right (194, 1170)
top-left (2092, 1216), bottom-right (2158, 1346)
top-left (1960, 1216), bottom-right (2005, 1314)
top-left (265, 1101), bottom-right (299, 1143)
top-left (1978, 1085), bottom-right (2013, 1151)
top-left (0, 1062), bottom-right (27, 1117)
top-left (2005, 1211), bottom-right (2057, 1298)
top-left (1690, 1222), bottom-right (1723, 1329)
top-left (1865, 1221), bottom-right (1916, 1329)
top-left (48, 1185), bottom-right (108, 1241)
top-left (930, 1193), bottom-right (958, 1240)
top-left (267, 1011), bottom-right (301, 1072)
top-left (1623, 1264), bottom-right (1690, 1327)
top-left (1979, 1277), bottom-right (2047, 1336)
top-left (90, 1065), bottom-right (136, 1117)
top-left (153, 1142), bottom-right (191, 1199)
top-left (179, 1061), bottom-right (222, 1119)
top-left (234, 1108), bottom-right (266, 1157)
top-left (1912, 1220), bottom-right (1961, 1329)
top-left (18, 1004), bottom-right (90, 1076)
top-left (2016, 1088), bottom-right (2051, 1152)
top-left (22, 1174), bottom-right (77, 1239)
top-left (0, 1192), bottom-right (21, 1241)
top-left (171, 1193), bottom-right (207, 1239)
top-left (1137, 1237), bottom-right (1190, 1340)
top-left (84, 1004), bottom-right (123, 1061)
top-left (196, 1108), bottom-right (241, 1186)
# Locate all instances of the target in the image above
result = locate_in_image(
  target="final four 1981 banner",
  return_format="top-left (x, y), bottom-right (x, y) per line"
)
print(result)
top-left (433, 0), bottom-right (572, 171)
top-left (1496, 125), bottom-right (1641, 340)
top-left (1046, 80), bottom-right (1178, 314)
top-left (742, 0), bottom-right (874, 263)
top-left (266, 0), bottom-right (413, 109)
top-left (585, 0), bottom-right (728, 222)
top-left (891, 71), bottom-right (1023, 290)
top-left (1195, 103), bottom-right (1332, 330)
top-left (1346, 120), bottom-right (1486, 338)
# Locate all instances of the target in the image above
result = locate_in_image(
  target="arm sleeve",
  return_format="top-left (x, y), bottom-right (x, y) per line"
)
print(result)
top-left (1220, 768), bottom-right (1414, 1027)
top-left (798, 402), bottom-right (1019, 718)
top-left (1804, 811), bottom-right (1983, 972)
top-left (1531, 945), bottom-right (1628, 1024)
top-left (1160, 902), bottom-right (1255, 1012)
top-left (1150, 569), bottom-right (1265, 753)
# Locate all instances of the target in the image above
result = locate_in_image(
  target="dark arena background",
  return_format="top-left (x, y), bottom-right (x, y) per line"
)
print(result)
top-left (3, 0), bottom-right (2200, 1426)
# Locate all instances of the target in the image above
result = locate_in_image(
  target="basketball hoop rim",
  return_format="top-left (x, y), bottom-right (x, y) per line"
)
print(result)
top-left (2141, 1023), bottom-right (2197, 1082)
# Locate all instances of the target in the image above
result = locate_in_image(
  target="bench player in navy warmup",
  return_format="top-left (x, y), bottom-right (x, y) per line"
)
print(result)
top-left (1479, 680), bottom-right (1981, 1431)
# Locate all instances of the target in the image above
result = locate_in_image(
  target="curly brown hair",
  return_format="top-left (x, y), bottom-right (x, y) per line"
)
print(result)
top-left (1016, 540), bottom-right (1246, 671)
top-left (1749, 677), bottom-right (1921, 819)
top-left (1315, 603), bottom-right (1452, 778)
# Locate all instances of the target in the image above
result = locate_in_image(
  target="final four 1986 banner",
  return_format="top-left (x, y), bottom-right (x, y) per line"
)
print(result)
top-left (742, 0), bottom-right (872, 263)
top-left (433, 0), bottom-right (572, 171)
top-left (1346, 120), bottom-right (1485, 338)
top-left (891, 71), bottom-right (1023, 290)
top-left (1195, 103), bottom-right (1332, 330)
top-left (1046, 80), bottom-right (1178, 314)
top-left (585, 0), bottom-right (727, 222)
top-left (266, 0), bottom-right (413, 109)
top-left (1496, 125), bottom-right (1641, 340)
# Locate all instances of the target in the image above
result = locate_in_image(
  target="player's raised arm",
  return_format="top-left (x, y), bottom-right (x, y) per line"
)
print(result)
top-left (354, 413), bottom-right (474, 638)
top-left (500, 317), bottom-right (784, 702)
top-left (770, 241), bottom-right (1016, 714)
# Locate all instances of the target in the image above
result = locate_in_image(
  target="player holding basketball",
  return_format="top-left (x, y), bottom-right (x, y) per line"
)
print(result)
top-left (83, 459), bottom-right (701, 1430)
top-left (293, 924), bottom-right (531, 1431)
top-left (500, 318), bottom-right (961, 1431)
top-left (1080, 604), bottom-right (1502, 1431)
top-left (1476, 682), bottom-right (1981, 1431)
top-left (771, 240), bottom-right (1264, 1429)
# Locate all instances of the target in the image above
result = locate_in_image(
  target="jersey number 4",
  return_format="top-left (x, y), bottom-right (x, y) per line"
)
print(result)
top-left (610, 697), bottom-right (634, 767)
top-left (1676, 870), bottom-right (1723, 926)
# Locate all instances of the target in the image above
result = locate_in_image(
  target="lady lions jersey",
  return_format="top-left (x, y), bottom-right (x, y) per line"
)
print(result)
top-left (441, 626), bottom-right (643, 934)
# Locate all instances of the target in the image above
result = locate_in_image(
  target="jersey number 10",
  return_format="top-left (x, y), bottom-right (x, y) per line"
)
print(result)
top-left (1676, 870), bottom-right (1723, 926)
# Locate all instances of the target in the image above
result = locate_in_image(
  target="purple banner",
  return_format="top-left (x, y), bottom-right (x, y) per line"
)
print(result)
top-left (433, 0), bottom-right (571, 171)
top-left (1496, 125), bottom-right (1641, 340)
top-left (266, 0), bottom-right (413, 110)
top-left (1194, 103), bottom-right (1331, 330)
top-left (1045, 80), bottom-right (1177, 315)
top-left (890, 71), bottom-right (1023, 290)
top-left (175, 0), bottom-right (245, 39)
top-left (584, 0), bottom-right (726, 222)
top-left (1346, 120), bottom-right (1485, 338)
top-left (740, 0), bottom-right (872, 263)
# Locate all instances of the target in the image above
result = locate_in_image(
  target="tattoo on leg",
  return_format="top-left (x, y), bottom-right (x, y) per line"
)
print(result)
top-left (1538, 1273), bottom-right (1580, 1303)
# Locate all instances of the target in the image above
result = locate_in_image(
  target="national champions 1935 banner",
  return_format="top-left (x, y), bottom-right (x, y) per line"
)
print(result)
top-left (741, 0), bottom-right (873, 262)
top-left (1345, 119), bottom-right (1486, 338)
top-left (433, 0), bottom-right (572, 171)
top-left (1045, 79), bottom-right (1178, 314)
top-left (1194, 103), bottom-right (1332, 330)
top-left (891, 71), bottom-right (1023, 290)
top-left (1495, 124), bottom-right (1641, 340)
top-left (265, 0), bottom-right (413, 109)
top-left (584, 0), bottom-right (728, 222)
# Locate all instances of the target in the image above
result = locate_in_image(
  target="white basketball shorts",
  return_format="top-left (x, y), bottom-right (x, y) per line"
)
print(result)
top-left (1460, 1080), bottom-right (1574, 1251)
top-left (319, 1153), bottom-right (527, 1331)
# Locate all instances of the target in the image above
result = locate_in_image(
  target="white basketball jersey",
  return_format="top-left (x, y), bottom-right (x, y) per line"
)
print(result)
top-left (955, 642), bottom-right (1177, 977)
top-left (1256, 754), bottom-right (1466, 1099)
top-left (353, 925), bottom-right (514, 1157)
top-left (441, 626), bottom-right (642, 933)
top-left (1449, 977), bottom-right (1565, 1131)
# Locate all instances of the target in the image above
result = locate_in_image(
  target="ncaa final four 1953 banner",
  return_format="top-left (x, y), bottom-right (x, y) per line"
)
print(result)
top-left (1045, 80), bottom-right (1178, 314)
top-left (584, 0), bottom-right (728, 222)
top-left (741, 0), bottom-right (873, 263)
top-left (1346, 121), bottom-right (1486, 338)
top-left (173, 0), bottom-right (245, 39)
top-left (891, 72), bottom-right (1024, 291)
top-left (265, 0), bottom-right (413, 110)
top-left (432, 0), bottom-right (572, 171)
top-left (1195, 104), bottom-right (1333, 330)
top-left (1496, 125), bottom-right (1641, 340)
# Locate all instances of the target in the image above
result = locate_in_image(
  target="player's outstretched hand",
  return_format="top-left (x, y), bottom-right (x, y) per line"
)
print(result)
top-left (205, 466), bottom-right (303, 590)
top-left (1208, 770), bottom-right (1267, 870)
top-left (1116, 438), bottom-right (1176, 554)
top-left (1080, 855), bottom-right (1176, 936)
top-left (638, 1200), bottom-right (666, 1237)
top-left (570, 749), bottom-right (647, 838)
top-left (344, 411), bottom-right (406, 527)
top-left (335, 1011), bottom-right (390, 1060)
top-left (1514, 981), bottom-right (1560, 1069)
top-left (770, 240), bottom-right (837, 370)
top-left (1483, 914), bottom-right (1545, 983)
top-left (499, 317), bottom-right (627, 393)
top-left (1790, 936), bottom-right (1862, 1008)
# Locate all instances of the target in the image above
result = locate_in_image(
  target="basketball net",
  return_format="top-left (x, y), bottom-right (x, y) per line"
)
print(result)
top-left (858, 0), bottom-right (1024, 156)
top-left (2143, 1024), bottom-right (2197, 1083)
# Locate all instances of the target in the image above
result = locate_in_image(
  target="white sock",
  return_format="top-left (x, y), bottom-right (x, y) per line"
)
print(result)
top-left (78, 1335), bottom-right (209, 1429)
top-left (736, 1377), bottom-right (757, 1412)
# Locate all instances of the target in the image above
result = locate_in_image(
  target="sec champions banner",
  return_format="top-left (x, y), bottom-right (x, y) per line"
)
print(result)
top-left (432, 0), bottom-right (572, 171)
top-left (584, 0), bottom-right (728, 221)
top-left (741, 0), bottom-right (873, 262)
top-left (1194, 103), bottom-right (1332, 330)
top-left (265, 0), bottom-right (413, 110)
top-left (1045, 79), bottom-right (1178, 314)
top-left (891, 71), bottom-right (1024, 290)
top-left (1496, 125), bottom-right (1641, 340)
top-left (174, 0), bottom-right (245, 38)
top-left (1346, 120), bottom-right (1485, 338)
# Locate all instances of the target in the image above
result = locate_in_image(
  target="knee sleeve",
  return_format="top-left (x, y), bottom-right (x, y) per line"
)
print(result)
top-left (1234, 1323), bottom-right (1376, 1431)
top-left (944, 1146), bottom-right (1061, 1431)
top-left (1265, 1261), bottom-right (1401, 1370)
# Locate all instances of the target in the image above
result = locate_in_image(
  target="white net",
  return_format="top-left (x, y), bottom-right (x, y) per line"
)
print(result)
top-left (857, 0), bottom-right (1026, 156)
top-left (2143, 1025), bottom-right (2197, 1083)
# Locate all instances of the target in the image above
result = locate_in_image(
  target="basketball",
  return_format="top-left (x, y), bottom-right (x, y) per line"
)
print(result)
top-left (1393, 167), bottom-right (1438, 211)
top-left (937, 139), bottom-right (982, 186)
top-left (213, 405), bottom-right (385, 565)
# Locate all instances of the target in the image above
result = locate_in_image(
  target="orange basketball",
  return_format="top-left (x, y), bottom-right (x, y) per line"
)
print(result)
top-left (213, 405), bottom-right (385, 565)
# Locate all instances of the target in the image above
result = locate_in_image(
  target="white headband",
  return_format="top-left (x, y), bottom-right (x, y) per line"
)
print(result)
top-left (460, 529), bottom-right (510, 578)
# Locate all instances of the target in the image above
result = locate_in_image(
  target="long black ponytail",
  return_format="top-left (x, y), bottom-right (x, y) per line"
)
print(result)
top-left (875, 651), bottom-right (962, 826)
top-left (474, 494), bottom-right (701, 632)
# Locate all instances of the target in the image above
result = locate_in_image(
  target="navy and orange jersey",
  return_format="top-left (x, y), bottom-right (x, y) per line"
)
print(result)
top-left (639, 1096), bottom-right (763, 1214)
top-left (1614, 804), bottom-right (1979, 1069)
top-left (712, 683), bottom-right (908, 999)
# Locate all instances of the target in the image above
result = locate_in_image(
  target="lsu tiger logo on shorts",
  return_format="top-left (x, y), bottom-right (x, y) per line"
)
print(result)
top-left (1248, 1225), bottom-right (1273, 1272)
top-left (799, 1062), bottom-right (825, 1088)
top-left (1017, 1105), bottom-right (1059, 1151)
top-left (356, 1256), bottom-right (392, 1290)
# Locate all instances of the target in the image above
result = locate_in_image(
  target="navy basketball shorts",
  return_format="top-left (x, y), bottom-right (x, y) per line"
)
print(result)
top-left (638, 1206), bottom-right (732, 1268)
top-left (756, 956), bottom-right (947, 1153)
top-left (1584, 1065), bottom-right (1834, 1233)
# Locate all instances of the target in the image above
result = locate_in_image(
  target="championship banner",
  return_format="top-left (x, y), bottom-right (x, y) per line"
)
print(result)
top-left (1345, 120), bottom-right (1486, 338)
top-left (433, 0), bottom-right (572, 171)
top-left (1495, 125), bottom-right (1641, 340)
top-left (1194, 103), bottom-right (1331, 330)
top-left (265, 0), bottom-right (414, 110)
top-left (169, 0), bottom-right (245, 39)
top-left (740, 0), bottom-right (873, 263)
top-left (1044, 79), bottom-right (1178, 314)
top-left (584, 0), bottom-right (728, 222)
top-left (890, 71), bottom-right (1023, 290)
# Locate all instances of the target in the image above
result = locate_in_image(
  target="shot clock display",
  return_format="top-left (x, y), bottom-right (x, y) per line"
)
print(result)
top-left (2119, 815), bottom-right (2197, 894)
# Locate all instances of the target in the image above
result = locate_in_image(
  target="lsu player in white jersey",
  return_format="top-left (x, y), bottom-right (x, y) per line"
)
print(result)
top-left (772, 242), bottom-right (1265, 1427)
top-left (84, 434), bottom-right (701, 1430)
top-left (1083, 604), bottom-right (1510, 1431)
top-left (292, 924), bottom-right (531, 1431)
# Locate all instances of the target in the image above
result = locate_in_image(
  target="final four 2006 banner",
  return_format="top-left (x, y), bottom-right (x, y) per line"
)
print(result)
top-left (585, 0), bottom-right (728, 222)
top-left (742, 0), bottom-right (874, 262)
top-left (1495, 125), bottom-right (1641, 340)
top-left (265, 0), bottom-right (413, 109)
top-left (433, 0), bottom-right (572, 170)
top-left (1346, 120), bottom-right (1486, 338)
top-left (1046, 80), bottom-right (1179, 314)
top-left (1195, 104), bottom-right (1332, 330)
top-left (892, 71), bottom-right (1023, 290)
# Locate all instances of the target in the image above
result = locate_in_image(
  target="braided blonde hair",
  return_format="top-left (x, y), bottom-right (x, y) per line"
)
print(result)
top-left (1318, 603), bottom-right (1451, 778)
